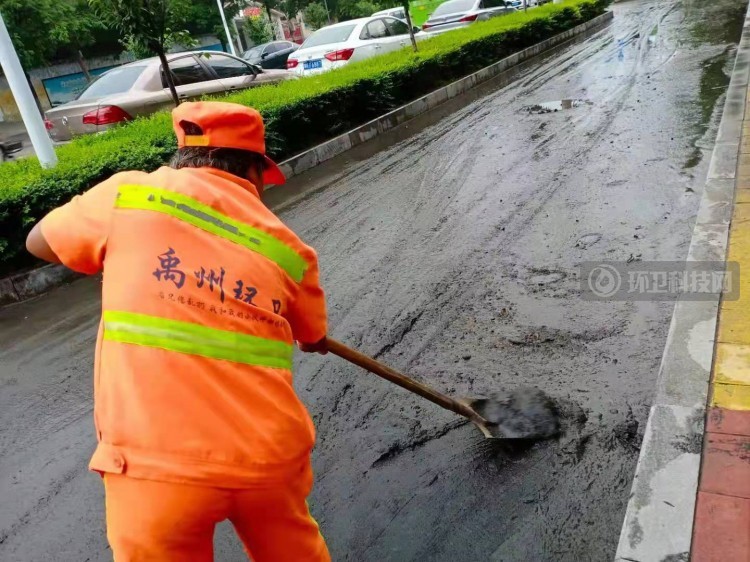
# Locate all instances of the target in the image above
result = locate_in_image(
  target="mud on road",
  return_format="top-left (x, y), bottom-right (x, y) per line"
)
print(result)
top-left (0, 0), bottom-right (747, 560)
top-left (277, 0), bottom-right (745, 559)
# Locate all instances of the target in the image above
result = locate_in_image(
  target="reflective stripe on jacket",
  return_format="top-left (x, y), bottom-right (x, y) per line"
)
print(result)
top-left (40, 166), bottom-right (327, 486)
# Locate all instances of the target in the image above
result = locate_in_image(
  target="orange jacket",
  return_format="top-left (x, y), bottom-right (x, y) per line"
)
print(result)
top-left (39, 166), bottom-right (327, 486)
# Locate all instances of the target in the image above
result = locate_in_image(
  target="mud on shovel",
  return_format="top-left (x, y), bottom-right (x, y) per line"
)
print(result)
top-left (326, 338), bottom-right (560, 440)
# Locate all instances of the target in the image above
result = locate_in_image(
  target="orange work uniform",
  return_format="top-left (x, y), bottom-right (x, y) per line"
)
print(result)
top-left (37, 102), bottom-right (330, 561)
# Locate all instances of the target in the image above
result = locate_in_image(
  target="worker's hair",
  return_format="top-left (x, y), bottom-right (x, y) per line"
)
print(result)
top-left (170, 146), bottom-right (265, 179)
top-left (169, 120), bottom-right (265, 179)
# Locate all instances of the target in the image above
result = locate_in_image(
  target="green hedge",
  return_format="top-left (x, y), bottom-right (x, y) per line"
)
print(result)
top-left (0, 0), bottom-right (608, 274)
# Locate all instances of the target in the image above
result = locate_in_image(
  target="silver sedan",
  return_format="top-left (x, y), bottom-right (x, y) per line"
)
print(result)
top-left (44, 51), bottom-right (292, 142)
top-left (421, 0), bottom-right (516, 33)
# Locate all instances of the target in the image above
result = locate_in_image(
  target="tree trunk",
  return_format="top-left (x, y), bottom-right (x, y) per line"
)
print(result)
top-left (157, 49), bottom-right (180, 107)
top-left (77, 50), bottom-right (92, 83)
top-left (24, 71), bottom-right (44, 116)
top-left (231, 18), bottom-right (244, 52)
top-left (403, 1), bottom-right (418, 52)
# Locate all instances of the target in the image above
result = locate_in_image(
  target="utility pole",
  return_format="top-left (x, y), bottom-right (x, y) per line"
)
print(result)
top-left (0, 12), bottom-right (57, 168)
top-left (215, 0), bottom-right (238, 56)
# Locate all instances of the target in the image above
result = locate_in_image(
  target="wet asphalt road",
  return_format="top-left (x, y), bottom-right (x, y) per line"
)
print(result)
top-left (1, 0), bottom-right (746, 560)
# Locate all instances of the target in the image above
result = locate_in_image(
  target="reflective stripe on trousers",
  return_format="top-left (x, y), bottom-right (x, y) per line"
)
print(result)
top-left (115, 184), bottom-right (308, 283)
top-left (103, 310), bottom-right (294, 369)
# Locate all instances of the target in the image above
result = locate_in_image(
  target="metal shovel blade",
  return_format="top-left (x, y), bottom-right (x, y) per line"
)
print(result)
top-left (464, 387), bottom-right (561, 440)
top-left (326, 338), bottom-right (560, 441)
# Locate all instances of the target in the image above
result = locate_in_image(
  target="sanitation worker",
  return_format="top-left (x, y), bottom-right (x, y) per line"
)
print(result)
top-left (26, 101), bottom-right (330, 561)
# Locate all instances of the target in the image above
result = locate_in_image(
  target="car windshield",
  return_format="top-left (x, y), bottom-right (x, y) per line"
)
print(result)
top-left (431, 0), bottom-right (476, 16)
top-left (76, 66), bottom-right (147, 100)
top-left (243, 46), bottom-right (264, 60)
top-left (301, 25), bottom-right (357, 49)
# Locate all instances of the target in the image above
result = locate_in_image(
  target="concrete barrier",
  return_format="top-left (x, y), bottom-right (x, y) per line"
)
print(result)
top-left (0, 263), bottom-right (81, 306)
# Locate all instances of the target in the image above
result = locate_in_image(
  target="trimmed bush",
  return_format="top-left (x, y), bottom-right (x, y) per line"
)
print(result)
top-left (0, 0), bottom-right (608, 274)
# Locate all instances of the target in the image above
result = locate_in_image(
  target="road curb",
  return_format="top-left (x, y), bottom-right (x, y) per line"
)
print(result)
top-left (0, 263), bottom-right (81, 306)
top-left (614, 5), bottom-right (750, 561)
top-left (0, 11), bottom-right (613, 307)
top-left (273, 11), bottom-right (614, 184)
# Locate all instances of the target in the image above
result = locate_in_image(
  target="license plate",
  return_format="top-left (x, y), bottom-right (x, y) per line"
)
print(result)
top-left (304, 60), bottom-right (323, 70)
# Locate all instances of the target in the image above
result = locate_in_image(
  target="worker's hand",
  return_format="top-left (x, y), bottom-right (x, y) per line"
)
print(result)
top-left (298, 337), bottom-right (328, 355)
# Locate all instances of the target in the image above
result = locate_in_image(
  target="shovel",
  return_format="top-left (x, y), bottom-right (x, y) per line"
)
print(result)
top-left (326, 338), bottom-right (560, 440)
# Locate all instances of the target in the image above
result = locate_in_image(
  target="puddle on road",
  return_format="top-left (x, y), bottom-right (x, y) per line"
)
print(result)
top-left (688, 0), bottom-right (747, 46)
top-left (683, 47), bottom-right (732, 169)
top-left (527, 268), bottom-right (566, 285)
top-left (528, 272), bottom-right (566, 285)
top-left (680, 0), bottom-right (746, 170)
top-left (523, 99), bottom-right (592, 114)
top-left (647, 23), bottom-right (659, 49)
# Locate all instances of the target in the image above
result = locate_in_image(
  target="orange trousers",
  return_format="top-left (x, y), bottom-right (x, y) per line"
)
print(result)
top-left (103, 472), bottom-right (330, 562)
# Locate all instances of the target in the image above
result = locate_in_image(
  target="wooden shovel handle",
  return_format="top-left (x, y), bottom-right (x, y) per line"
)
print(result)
top-left (325, 337), bottom-right (483, 422)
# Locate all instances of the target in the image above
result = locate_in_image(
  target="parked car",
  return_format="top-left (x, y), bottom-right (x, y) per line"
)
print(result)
top-left (508, 0), bottom-right (542, 8)
top-left (287, 17), bottom-right (422, 76)
top-left (373, 6), bottom-right (407, 20)
top-left (242, 41), bottom-right (300, 69)
top-left (421, 0), bottom-right (515, 32)
top-left (0, 139), bottom-right (22, 162)
top-left (44, 51), bottom-right (292, 142)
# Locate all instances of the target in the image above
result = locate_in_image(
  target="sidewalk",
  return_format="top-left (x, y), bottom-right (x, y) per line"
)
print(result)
top-left (690, 92), bottom-right (750, 560)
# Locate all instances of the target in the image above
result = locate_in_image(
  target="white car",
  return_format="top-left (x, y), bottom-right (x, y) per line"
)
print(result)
top-left (421, 0), bottom-right (515, 33)
top-left (287, 16), bottom-right (421, 76)
top-left (508, 0), bottom-right (542, 8)
top-left (373, 6), bottom-right (407, 20)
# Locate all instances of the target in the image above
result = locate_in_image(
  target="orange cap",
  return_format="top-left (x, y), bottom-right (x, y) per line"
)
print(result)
top-left (172, 101), bottom-right (286, 186)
